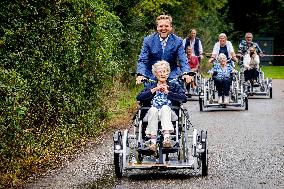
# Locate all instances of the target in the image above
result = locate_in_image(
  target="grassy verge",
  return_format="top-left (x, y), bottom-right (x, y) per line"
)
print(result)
top-left (260, 66), bottom-right (284, 79)
top-left (106, 81), bottom-right (143, 128)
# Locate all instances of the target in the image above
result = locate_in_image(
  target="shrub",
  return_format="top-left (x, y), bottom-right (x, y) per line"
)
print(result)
top-left (0, 0), bottom-right (123, 187)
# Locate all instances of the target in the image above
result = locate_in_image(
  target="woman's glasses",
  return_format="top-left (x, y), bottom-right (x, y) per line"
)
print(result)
top-left (156, 69), bottom-right (169, 74)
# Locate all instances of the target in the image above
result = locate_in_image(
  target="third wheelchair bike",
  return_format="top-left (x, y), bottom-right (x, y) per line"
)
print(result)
top-left (244, 66), bottom-right (272, 98)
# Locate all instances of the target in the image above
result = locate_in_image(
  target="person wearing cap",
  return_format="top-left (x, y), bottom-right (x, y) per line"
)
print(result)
top-left (136, 14), bottom-right (191, 85)
top-left (243, 46), bottom-right (260, 83)
top-left (208, 33), bottom-right (238, 66)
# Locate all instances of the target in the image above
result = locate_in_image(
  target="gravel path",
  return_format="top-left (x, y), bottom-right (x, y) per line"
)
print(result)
top-left (22, 80), bottom-right (284, 189)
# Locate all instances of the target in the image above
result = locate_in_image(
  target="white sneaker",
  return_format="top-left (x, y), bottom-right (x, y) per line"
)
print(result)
top-left (224, 96), bottom-right (229, 104)
top-left (218, 96), bottom-right (223, 104)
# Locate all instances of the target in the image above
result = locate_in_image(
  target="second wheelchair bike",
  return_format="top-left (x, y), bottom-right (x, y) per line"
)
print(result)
top-left (199, 72), bottom-right (248, 111)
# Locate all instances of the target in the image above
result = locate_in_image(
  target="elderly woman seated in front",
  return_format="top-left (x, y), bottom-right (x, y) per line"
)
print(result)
top-left (243, 46), bottom-right (260, 84)
top-left (136, 60), bottom-right (187, 152)
top-left (209, 53), bottom-right (236, 104)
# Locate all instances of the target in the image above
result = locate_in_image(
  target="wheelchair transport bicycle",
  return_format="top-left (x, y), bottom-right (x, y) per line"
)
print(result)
top-left (184, 70), bottom-right (204, 100)
top-left (198, 58), bottom-right (248, 111)
top-left (237, 51), bottom-right (273, 99)
top-left (113, 78), bottom-right (208, 178)
top-left (244, 66), bottom-right (272, 98)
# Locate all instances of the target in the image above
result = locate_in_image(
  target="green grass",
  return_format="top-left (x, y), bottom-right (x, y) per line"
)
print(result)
top-left (106, 82), bottom-right (143, 123)
top-left (261, 66), bottom-right (284, 79)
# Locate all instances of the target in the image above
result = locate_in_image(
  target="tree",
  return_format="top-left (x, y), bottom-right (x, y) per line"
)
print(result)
top-left (226, 0), bottom-right (284, 64)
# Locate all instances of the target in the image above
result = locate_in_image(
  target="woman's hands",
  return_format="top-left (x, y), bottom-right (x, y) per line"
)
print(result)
top-left (232, 69), bottom-right (238, 73)
top-left (150, 84), bottom-right (169, 94)
top-left (160, 84), bottom-right (169, 94)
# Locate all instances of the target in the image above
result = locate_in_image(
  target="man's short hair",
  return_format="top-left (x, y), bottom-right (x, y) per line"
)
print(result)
top-left (190, 28), bottom-right (196, 34)
top-left (156, 15), bottom-right (173, 25)
top-left (245, 32), bottom-right (253, 38)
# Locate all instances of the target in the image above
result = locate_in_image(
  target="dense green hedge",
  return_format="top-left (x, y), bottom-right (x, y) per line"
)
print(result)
top-left (0, 0), bottom-right (123, 187)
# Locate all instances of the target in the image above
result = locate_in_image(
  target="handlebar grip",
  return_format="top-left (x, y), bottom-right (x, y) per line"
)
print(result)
top-left (188, 72), bottom-right (196, 76)
top-left (141, 78), bottom-right (149, 83)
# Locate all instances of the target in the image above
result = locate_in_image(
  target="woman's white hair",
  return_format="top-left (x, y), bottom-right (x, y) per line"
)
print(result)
top-left (218, 53), bottom-right (227, 61)
top-left (152, 60), bottom-right (171, 76)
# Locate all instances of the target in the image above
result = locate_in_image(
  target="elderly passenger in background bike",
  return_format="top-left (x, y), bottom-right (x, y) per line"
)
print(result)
top-left (136, 60), bottom-right (187, 152)
top-left (208, 33), bottom-right (238, 67)
top-left (209, 53), bottom-right (237, 104)
top-left (243, 46), bottom-right (260, 84)
top-left (185, 46), bottom-right (199, 94)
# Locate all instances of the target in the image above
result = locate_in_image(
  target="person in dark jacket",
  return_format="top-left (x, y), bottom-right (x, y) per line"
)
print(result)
top-left (183, 28), bottom-right (204, 62)
top-left (137, 60), bottom-right (187, 152)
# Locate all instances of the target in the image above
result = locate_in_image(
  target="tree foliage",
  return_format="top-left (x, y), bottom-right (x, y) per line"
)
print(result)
top-left (104, 0), bottom-right (231, 66)
top-left (226, 0), bottom-right (284, 63)
top-left (0, 0), bottom-right (123, 187)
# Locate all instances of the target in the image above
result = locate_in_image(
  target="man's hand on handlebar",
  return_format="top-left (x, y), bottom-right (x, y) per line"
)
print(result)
top-left (136, 75), bottom-right (146, 85)
top-left (236, 53), bottom-right (243, 58)
top-left (182, 75), bottom-right (193, 83)
top-left (232, 56), bottom-right (238, 64)
top-left (208, 57), bottom-right (215, 64)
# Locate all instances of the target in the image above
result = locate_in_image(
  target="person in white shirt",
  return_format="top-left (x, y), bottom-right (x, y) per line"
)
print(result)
top-left (208, 33), bottom-right (238, 67)
top-left (243, 46), bottom-right (260, 83)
